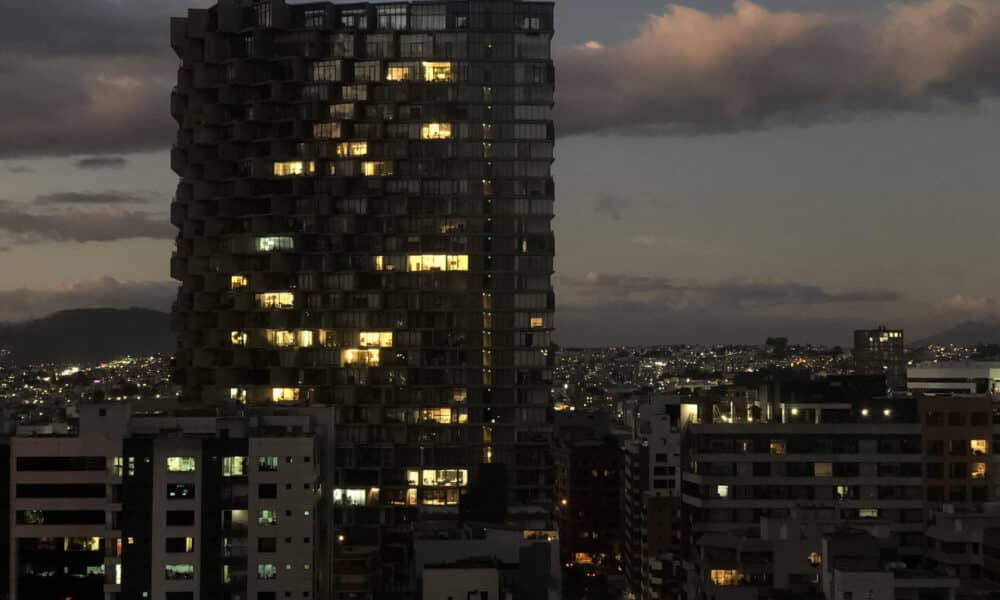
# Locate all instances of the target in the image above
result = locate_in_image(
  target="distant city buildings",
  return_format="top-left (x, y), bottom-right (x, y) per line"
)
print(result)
top-left (854, 326), bottom-right (907, 392)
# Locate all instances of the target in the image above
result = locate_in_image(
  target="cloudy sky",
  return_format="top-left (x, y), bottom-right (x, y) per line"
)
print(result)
top-left (2, 0), bottom-right (999, 345)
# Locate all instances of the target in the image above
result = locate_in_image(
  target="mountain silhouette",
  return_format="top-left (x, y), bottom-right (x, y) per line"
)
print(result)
top-left (0, 308), bottom-right (173, 365)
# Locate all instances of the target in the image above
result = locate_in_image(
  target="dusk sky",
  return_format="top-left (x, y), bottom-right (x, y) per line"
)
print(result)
top-left (2, 0), bottom-right (999, 346)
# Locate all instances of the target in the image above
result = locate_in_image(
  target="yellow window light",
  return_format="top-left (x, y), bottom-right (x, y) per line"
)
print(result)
top-left (421, 123), bottom-right (452, 139)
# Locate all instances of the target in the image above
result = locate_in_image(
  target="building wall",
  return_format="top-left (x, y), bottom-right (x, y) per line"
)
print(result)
top-left (918, 395), bottom-right (992, 506)
top-left (423, 567), bottom-right (500, 600)
top-left (169, 6), bottom-right (557, 576)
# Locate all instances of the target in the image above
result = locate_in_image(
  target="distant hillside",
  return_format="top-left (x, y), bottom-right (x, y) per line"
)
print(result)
top-left (0, 308), bottom-right (173, 365)
top-left (913, 321), bottom-right (1000, 348)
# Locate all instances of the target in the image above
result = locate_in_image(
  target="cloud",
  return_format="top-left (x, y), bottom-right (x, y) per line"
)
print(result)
top-left (0, 164), bottom-right (35, 173)
top-left (556, 0), bottom-right (1000, 135)
top-left (0, 0), bottom-right (213, 158)
top-left (630, 233), bottom-right (717, 254)
top-left (74, 156), bottom-right (128, 170)
top-left (0, 277), bottom-right (176, 322)
top-left (0, 204), bottom-right (173, 242)
top-left (595, 196), bottom-right (628, 221)
top-left (562, 273), bottom-right (898, 306)
top-left (33, 191), bottom-right (152, 206)
top-left (554, 273), bottom-right (903, 345)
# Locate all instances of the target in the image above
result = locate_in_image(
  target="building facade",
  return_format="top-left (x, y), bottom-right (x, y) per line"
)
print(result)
top-left (854, 327), bottom-right (906, 391)
top-left (8, 403), bottom-right (335, 600)
top-left (170, 0), bottom-right (555, 591)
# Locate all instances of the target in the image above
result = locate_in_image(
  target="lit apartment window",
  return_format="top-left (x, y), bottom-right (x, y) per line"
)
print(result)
top-left (267, 330), bottom-right (297, 347)
top-left (272, 387), bottom-right (299, 403)
top-left (419, 408), bottom-right (467, 424)
top-left (255, 236), bottom-right (294, 252)
top-left (420, 469), bottom-right (468, 487)
top-left (257, 563), bottom-right (278, 579)
top-left (298, 330), bottom-right (314, 347)
top-left (422, 61), bottom-right (454, 81)
top-left (230, 275), bottom-right (248, 289)
top-left (337, 141), bottom-right (368, 157)
top-left (273, 161), bottom-right (315, 176)
top-left (112, 456), bottom-right (123, 478)
top-left (318, 330), bottom-right (337, 347)
top-left (362, 160), bottom-right (393, 176)
top-left (407, 254), bottom-right (469, 272)
top-left (258, 510), bottom-right (278, 526)
top-left (65, 537), bottom-right (102, 551)
top-left (859, 508), bottom-right (879, 518)
top-left (332, 489), bottom-right (367, 505)
top-left (716, 485), bottom-right (729, 498)
top-left (971, 440), bottom-right (988, 455)
top-left (360, 331), bottom-right (393, 348)
top-left (166, 457), bottom-right (196, 472)
top-left (769, 441), bottom-right (786, 455)
top-left (222, 456), bottom-right (246, 477)
top-left (972, 462), bottom-right (988, 479)
top-left (530, 317), bottom-right (545, 328)
top-left (257, 292), bottom-right (294, 309)
top-left (421, 488), bottom-right (460, 505)
top-left (230, 331), bottom-right (248, 346)
top-left (165, 564), bottom-right (195, 580)
top-left (814, 462), bottom-right (833, 477)
top-left (342, 348), bottom-right (380, 366)
top-left (453, 388), bottom-right (467, 403)
top-left (230, 388), bottom-right (247, 404)
top-left (258, 456), bottom-right (278, 471)
top-left (421, 123), bottom-right (452, 139)
top-left (710, 570), bottom-right (743, 586)
top-left (387, 63), bottom-right (418, 81)
top-left (313, 122), bottom-right (341, 138)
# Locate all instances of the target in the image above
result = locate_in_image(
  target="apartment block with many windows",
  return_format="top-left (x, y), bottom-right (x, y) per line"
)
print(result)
top-left (169, 1), bottom-right (555, 588)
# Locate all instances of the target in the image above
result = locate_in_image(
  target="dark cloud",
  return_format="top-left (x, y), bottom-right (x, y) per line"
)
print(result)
top-left (561, 273), bottom-right (899, 308)
top-left (0, 0), bottom-right (198, 59)
top-left (34, 191), bottom-right (151, 206)
top-left (594, 195), bottom-right (628, 221)
top-left (556, 0), bottom-right (1000, 136)
top-left (0, 204), bottom-right (173, 242)
top-left (555, 273), bottom-right (905, 345)
top-left (0, 164), bottom-right (36, 173)
top-left (74, 156), bottom-right (128, 170)
top-left (0, 277), bottom-right (176, 322)
top-left (0, 0), bottom-right (213, 157)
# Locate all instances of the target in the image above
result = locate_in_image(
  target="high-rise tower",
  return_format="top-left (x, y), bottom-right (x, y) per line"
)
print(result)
top-left (170, 0), bottom-right (554, 590)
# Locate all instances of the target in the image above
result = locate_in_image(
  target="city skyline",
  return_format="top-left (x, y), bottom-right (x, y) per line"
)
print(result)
top-left (3, 0), bottom-right (1000, 346)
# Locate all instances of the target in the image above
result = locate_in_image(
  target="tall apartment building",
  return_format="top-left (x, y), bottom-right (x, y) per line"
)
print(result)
top-left (169, 1), bottom-right (555, 587)
top-left (854, 326), bottom-right (907, 391)
top-left (622, 395), bottom-right (684, 600)
top-left (8, 403), bottom-right (335, 600)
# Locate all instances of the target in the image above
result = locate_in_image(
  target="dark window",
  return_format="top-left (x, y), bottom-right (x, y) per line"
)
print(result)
top-left (16, 483), bottom-right (105, 498)
top-left (16, 510), bottom-right (105, 525)
top-left (259, 484), bottom-right (278, 499)
top-left (948, 412), bottom-right (965, 426)
top-left (972, 412), bottom-right (990, 426)
top-left (927, 440), bottom-right (944, 456)
top-left (16, 456), bottom-right (106, 471)
top-left (166, 510), bottom-right (196, 526)
top-left (926, 411), bottom-right (944, 426)
top-left (166, 537), bottom-right (193, 553)
top-left (258, 537), bottom-right (277, 552)
top-left (258, 594), bottom-right (277, 600)
top-left (167, 594), bottom-right (195, 600)
top-left (926, 462), bottom-right (944, 479)
top-left (167, 483), bottom-right (196, 500)
top-left (752, 462), bottom-right (771, 476)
